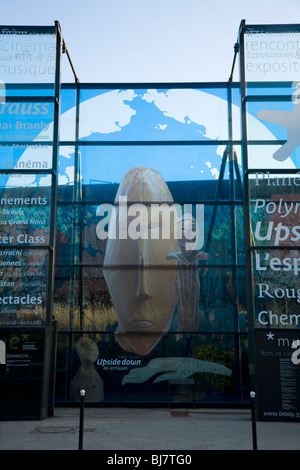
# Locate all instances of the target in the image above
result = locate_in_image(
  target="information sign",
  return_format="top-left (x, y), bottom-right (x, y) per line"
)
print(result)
top-left (255, 329), bottom-right (300, 421)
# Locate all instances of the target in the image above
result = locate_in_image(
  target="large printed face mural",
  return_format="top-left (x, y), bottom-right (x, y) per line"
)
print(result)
top-left (102, 166), bottom-right (209, 355)
top-left (103, 167), bottom-right (180, 355)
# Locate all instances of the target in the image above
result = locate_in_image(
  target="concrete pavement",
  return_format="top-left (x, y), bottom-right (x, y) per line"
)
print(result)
top-left (0, 406), bottom-right (299, 451)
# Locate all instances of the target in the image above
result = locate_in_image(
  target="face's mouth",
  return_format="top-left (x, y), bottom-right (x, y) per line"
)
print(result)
top-left (126, 320), bottom-right (155, 331)
top-left (123, 296), bottom-right (158, 331)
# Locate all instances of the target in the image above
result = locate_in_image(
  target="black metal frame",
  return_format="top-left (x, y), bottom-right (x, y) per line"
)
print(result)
top-left (0, 21), bottom-right (80, 418)
top-left (238, 20), bottom-right (300, 418)
top-left (53, 78), bottom-right (249, 406)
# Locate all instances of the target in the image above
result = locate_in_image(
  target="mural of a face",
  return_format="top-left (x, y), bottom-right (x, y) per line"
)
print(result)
top-left (103, 167), bottom-right (180, 355)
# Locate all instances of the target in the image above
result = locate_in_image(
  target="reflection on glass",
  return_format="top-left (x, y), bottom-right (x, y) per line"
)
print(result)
top-left (167, 213), bottom-right (208, 330)
top-left (0, 145), bottom-right (53, 171)
top-left (60, 89), bottom-right (77, 141)
top-left (0, 102), bottom-right (54, 142)
top-left (82, 205), bottom-right (106, 266)
top-left (0, 27), bottom-right (56, 84)
top-left (244, 29), bottom-right (300, 83)
top-left (77, 88), bottom-right (229, 141)
top-left (89, 332), bottom-right (239, 404)
top-left (247, 100), bottom-right (292, 141)
top-left (79, 144), bottom-right (226, 186)
top-left (82, 267), bottom-right (116, 331)
top-left (0, 179), bottom-right (51, 246)
top-left (0, 248), bottom-right (48, 327)
top-left (53, 267), bottom-right (81, 330)
top-left (252, 248), bottom-right (300, 329)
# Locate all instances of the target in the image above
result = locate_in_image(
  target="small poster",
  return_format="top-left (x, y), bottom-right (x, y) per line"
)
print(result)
top-left (0, 329), bottom-right (45, 418)
top-left (255, 329), bottom-right (300, 421)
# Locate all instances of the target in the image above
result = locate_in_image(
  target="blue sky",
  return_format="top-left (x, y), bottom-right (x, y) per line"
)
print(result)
top-left (1, 0), bottom-right (300, 83)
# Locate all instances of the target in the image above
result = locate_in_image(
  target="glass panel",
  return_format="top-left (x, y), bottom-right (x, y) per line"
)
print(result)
top-left (82, 267), bottom-right (116, 331)
top-left (240, 334), bottom-right (250, 401)
top-left (80, 267), bottom-right (243, 335)
top-left (0, 144), bottom-right (53, 171)
top-left (244, 27), bottom-right (300, 82)
top-left (230, 86), bottom-right (242, 141)
top-left (187, 334), bottom-right (239, 403)
top-left (39, 82), bottom-right (250, 406)
top-left (83, 201), bottom-right (207, 267)
top-left (57, 145), bottom-right (77, 201)
top-left (82, 204), bottom-right (105, 266)
top-left (0, 329), bottom-right (45, 416)
top-left (55, 204), bottom-right (75, 265)
top-left (246, 144), bottom-right (299, 170)
top-left (82, 177), bottom-right (234, 205)
top-left (0, 248), bottom-right (49, 327)
top-left (246, 99), bottom-right (293, 141)
top-left (235, 204), bottom-right (246, 265)
top-left (246, 82), bottom-right (296, 96)
top-left (205, 204), bottom-right (238, 264)
top-left (53, 332), bottom-right (69, 402)
top-left (249, 172), bottom-right (300, 247)
top-left (0, 101), bottom-right (54, 142)
top-left (198, 267), bottom-right (241, 332)
top-left (53, 266), bottom-right (80, 330)
top-left (60, 88), bottom-right (77, 142)
top-left (0, 173), bottom-right (52, 327)
top-left (79, 144), bottom-right (230, 189)
top-left (78, 87), bottom-right (229, 142)
top-left (3, 84), bottom-right (55, 98)
top-left (0, 174), bottom-right (51, 246)
top-left (0, 26), bottom-right (56, 85)
top-left (250, 168), bottom-right (300, 329)
top-left (237, 270), bottom-right (248, 332)
top-left (252, 248), bottom-right (300, 329)
top-left (67, 332), bottom-right (239, 404)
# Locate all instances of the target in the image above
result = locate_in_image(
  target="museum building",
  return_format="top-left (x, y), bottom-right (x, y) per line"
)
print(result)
top-left (0, 21), bottom-right (300, 421)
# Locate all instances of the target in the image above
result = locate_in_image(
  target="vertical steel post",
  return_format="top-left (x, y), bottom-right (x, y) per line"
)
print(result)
top-left (48, 319), bottom-right (57, 416)
top-left (238, 19), bottom-right (257, 399)
top-left (250, 391), bottom-right (258, 450)
top-left (41, 22), bottom-right (61, 418)
top-left (227, 78), bottom-right (243, 402)
top-left (78, 389), bottom-right (85, 451)
top-left (47, 21), bottom-right (61, 326)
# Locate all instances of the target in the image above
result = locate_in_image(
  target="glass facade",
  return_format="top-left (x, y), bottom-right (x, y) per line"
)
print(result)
top-left (0, 24), bottom-right (59, 419)
top-left (52, 83), bottom-right (247, 406)
top-left (240, 23), bottom-right (300, 421)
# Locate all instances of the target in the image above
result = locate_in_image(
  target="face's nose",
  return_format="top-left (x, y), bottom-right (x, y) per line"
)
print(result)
top-left (136, 252), bottom-right (151, 301)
